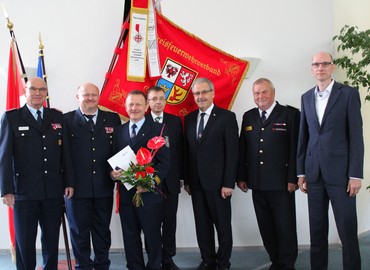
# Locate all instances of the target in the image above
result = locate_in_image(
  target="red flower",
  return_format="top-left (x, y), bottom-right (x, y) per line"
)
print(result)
top-left (136, 147), bottom-right (152, 166)
top-left (147, 136), bottom-right (166, 150)
top-left (145, 166), bottom-right (155, 174)
top-left (135, 171), bottom-right (146, 179)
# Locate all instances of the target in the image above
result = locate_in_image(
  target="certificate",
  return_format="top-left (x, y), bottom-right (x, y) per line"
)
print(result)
top-left (108, 145), bottom-right (137, 190)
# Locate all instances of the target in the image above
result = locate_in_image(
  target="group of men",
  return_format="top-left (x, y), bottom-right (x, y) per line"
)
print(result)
top-left (0, 51), bottom-right (364, 270)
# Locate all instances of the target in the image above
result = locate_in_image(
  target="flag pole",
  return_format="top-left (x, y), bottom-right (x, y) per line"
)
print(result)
top-left (37, 32), bottom-right (72, 270)
top-left (101, 0), bottom-right (131, 92)
top-left (38, 33), bottom-right (51, 108)
top-left (3, 4), bottom-right (28, 84)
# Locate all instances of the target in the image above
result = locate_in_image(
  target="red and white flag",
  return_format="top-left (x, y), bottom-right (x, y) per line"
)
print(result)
top-left (99, 8), bottom-right (249, 119)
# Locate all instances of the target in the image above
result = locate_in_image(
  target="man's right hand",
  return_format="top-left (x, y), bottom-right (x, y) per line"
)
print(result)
top-left (298, 176), bottom-right (307, 193)
top-left (1, 194), bottom-right (15, 208)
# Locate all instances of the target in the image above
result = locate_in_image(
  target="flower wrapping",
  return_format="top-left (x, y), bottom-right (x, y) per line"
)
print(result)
top-left (116, 136), bottom-right (166, 207)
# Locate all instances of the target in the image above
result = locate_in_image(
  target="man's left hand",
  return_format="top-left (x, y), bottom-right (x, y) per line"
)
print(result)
top-left (347, 179), bottom-right (361, 197)
top-left (64, 187), bottom-right (74, 199)
top-left (287, 183), bottom-right (298, 193)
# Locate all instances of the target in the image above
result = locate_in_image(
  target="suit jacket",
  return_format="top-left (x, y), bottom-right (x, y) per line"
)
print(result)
top-left (0, 105), bottom-right (74, 200)
top-left (146, 112), bottom-right (184, 195)
top-left (113, 118), bottom-right (170, 205)
top-left (63, 108), bottom-right (121, 198)
top-left (238, 103), bottom-right (300, 190)
top-left (297, 81), bottom-right (364, 185)
top-left (184, 105), bottom-right (239, 191)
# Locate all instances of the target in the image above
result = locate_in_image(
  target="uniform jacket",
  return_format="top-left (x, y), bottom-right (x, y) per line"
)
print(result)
top-left (184, 105), bottom-right (239, 191)
top-left (63, 108), bottom-right (121, 198)
top-left (146, 112), bottom-right (184, 195)
top-left (0, 105), bottom-right (74, 200)
top-left (238, 102), bottom-right (300, 190)
top-left (297, 81), bottom-right (364, 185)
top-left (113, 119), bottom-right (170, 205)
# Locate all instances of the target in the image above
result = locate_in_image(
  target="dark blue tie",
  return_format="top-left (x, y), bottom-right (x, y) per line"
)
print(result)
top-left (36, 110), bottom-right (43, 127)
top-left (261, 111), bottom-right (266, 125)
top-left (84, 114), bottom-right (95, 132)
top-left (131, 124), bottom-right (137, 142)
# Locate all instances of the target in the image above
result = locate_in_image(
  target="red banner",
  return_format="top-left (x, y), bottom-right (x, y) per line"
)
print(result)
top-left (6, 38), bottom-right (25, 262)
top-left (99, 11), bottom-right (249, 119)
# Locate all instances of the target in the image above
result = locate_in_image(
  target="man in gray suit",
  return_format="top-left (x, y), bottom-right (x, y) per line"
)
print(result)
top-left (297, 52), bottom-right (364, 270)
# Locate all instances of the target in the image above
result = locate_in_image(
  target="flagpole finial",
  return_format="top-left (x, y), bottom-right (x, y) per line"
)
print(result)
top-left (2, 4), bottom-right (14, 32)
top-left (39, 32), bottom-right (44, 50)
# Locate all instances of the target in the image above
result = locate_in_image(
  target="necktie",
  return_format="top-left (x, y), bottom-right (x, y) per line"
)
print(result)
top-left (131, 124), bottom-right (137, 141)
top-left (84, 114), bottom-right (95, 132)
top-left (155, 116), bottom-right (162, 123)
top-left (261, 111), bottom-right (267, 125)
top-left (197, 112), bottom-right (206, 141)
top-left (36, 110), bottom-right (43, 127)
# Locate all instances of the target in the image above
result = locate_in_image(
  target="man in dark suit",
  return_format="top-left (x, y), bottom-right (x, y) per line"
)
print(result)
top-left (184, 77), bottom-right (239, 270)
top-left (237, 78), bottom-right (299, 270)
top-left (0, 77), bottom-right (74, 270)
top-left (146, 86), bottom-right (184, 270)
top-left (110, 90), bottom-right (170, 270)
top-left (63, 82), bottom-right (121, 269)
top-left (297, 52), bottom-right (364, 270)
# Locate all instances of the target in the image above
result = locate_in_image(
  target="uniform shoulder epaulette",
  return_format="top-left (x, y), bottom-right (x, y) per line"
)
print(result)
top-left (244, 107), bottom-right (256, 115)
top-left (5, 108), bottom-right (18, 113)
top-left (285, 105), bottom-right (299, 111)
top-left (50, 107), bottom-right (63, 113)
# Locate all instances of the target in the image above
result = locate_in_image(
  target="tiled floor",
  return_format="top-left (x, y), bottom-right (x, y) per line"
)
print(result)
top-left (0, 231), bottom-right (369, 269)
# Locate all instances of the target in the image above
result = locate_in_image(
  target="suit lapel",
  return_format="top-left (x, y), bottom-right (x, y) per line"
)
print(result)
top-left (264, 103), bottom-right (282, 126)
top-left (306, 88), bottom-right (320, 127)
top-left (132, 119), bottom-right (150, 147)
top-left (198, 106), bottom-right (218, 144)
top-left (320, 82), bottom-right (341, 127)
top-left (95, 110), bottom-right (106, 133)
top-left (76, 108), bottom-right (91, 132)
top-left (22, 105), bottom-right (41, 131)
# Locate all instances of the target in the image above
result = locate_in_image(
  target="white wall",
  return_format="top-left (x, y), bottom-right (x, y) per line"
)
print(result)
top-left (0, 0), bottom-right (368, 250)
top-left (333, 0), bottom-right (370, 236)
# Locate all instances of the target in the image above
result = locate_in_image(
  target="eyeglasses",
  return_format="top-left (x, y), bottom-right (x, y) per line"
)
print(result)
top-left (311, 62), bottom-right (333, 68)
top-left (27, 86), bottom-right (48, 92)
top-left (148, 97), bottom-right (166, 102)
top-left (192, 89), bottom-right (213, 96)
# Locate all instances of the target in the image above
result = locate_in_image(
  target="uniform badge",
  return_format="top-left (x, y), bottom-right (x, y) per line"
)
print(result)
top-left (51, 123), bottom-right (62, 130)
top-left (245, 126), bottom-right (252, 131)
top-left (105, 127), bottom-right (114, 133)
top-left (18, 126), bottom-right (29, 131)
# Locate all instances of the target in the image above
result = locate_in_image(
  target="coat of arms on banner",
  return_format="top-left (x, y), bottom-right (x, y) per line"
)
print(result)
top-left (157, 58), bottom-right (197, 105)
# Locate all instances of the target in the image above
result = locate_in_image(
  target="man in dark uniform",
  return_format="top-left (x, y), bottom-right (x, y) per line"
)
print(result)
top-left (63, 82), bottom-right (121, 270)
top-left (237, 78), bottom-right (299, 270)
top-left (0, 77), bottom-right (74, 270)
top-left (110, 90), bottom-right (170, 270)
top-left (146, 86), bottom-right (184, 270)
top-left (184, 78), bottom-right (239, 270)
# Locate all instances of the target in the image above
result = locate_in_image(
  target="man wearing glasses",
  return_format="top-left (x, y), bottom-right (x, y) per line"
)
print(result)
top-left (297, 52), bottom-right (364, 269)
top-left (146, 86), bottom-right (184, 270)
top-left (184, 78), bottom-right (239, 270)
top-left (0, 77), bottom-right (74, 269)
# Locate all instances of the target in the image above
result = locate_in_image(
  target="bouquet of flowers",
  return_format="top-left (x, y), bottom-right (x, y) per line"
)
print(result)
top-left (116, 135), bottom-right (166, 207)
